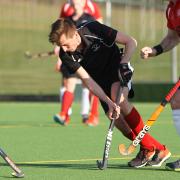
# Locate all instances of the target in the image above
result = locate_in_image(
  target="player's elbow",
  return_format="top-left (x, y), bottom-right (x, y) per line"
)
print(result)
top-left (130, 37), bottom-right (137, 48)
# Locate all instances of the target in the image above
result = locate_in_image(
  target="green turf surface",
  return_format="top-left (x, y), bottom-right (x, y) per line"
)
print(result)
top-left (0, 102), bottom-right (180, 179)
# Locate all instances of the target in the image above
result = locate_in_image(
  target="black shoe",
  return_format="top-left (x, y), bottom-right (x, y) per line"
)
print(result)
top-left (147, 147), bottom-right (171, 167)
top-left (128, 148), bottom-right (155, 168)
top-left (165, 159), bottom-right (180, 171)
top-left (82, 114), bottom-right (89, 124)
top-left (53, 114), bottom-right (65, 125)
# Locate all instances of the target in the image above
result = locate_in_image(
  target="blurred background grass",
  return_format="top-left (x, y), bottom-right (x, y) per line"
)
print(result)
top-left (0, 0), bottom-right (179, 95)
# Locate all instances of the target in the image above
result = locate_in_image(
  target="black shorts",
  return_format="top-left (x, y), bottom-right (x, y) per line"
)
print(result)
top-left (61, 64), bottom-right (78, 78)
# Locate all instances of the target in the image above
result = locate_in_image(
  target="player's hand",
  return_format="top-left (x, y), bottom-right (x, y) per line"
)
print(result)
top-left (55, 58), bottom-right (62, 72)
top-left (54, 46), bottom-right (60, 56)
top-left (107, 102), bottom-right (120, 120)
top-left (140, 47), bottom-right (154, 59)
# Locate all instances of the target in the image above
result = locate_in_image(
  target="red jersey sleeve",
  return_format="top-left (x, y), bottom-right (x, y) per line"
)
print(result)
top-left (90, 2), bottom-right (102, 20)
top-left (166, 1), bottom-right (180, 32)
top-left (84, 1), bottom-right (102, 20)
top-left (59, 3), bottom-right (74, 18)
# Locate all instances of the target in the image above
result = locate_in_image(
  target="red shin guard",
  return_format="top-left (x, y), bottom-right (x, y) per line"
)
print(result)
top-left (61, 91), bottom-right (74, 116)
top-left (125, 107), bottom-right (164, 151)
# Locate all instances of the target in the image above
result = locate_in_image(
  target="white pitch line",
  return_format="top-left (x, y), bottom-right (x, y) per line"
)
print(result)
top-left (16, 155), bottom-right (180, 164)
top-left (16, 157), bottom-right (132, 164)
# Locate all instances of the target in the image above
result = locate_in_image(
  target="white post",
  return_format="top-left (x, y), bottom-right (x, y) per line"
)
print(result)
top-left (171, 47), bottom-right (178, 83)
top-left (140, 0), bottom-right (146, 40)
top-left (105, 0), bottom-right (112, 26)
top-left (124, 0), bottom-right (131, 34)
top-left (149, 0), bottom-right (156, 41)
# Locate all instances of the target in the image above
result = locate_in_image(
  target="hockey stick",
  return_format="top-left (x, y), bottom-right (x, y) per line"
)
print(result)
top-left (24, 50), bottom-right (54, 59)
top-left (119, 79), bottom-right (180, 156)
top-left (96, 72), bottom-right (126, 170)
top-left (0, 148), bottom-right (24, 178)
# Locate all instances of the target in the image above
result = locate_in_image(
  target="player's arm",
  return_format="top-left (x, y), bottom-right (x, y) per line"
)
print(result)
top-left (115, 31), bottom-right (137, 63)
top-left (141, 29), bottom-right (180, 59)
top-left (160, 29), bottom-right (180, 52)
top-left (76, 66), bottom-right (120, 119)
top-left (115, 32), bottom-right (137, 84)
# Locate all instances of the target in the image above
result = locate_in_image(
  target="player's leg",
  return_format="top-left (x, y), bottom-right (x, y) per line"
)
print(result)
top-left (81, 85), bottom-right (90, 123)
top-left (165, 89), bottom-right (180, 171)
top-left (170, 89), bottom-right (180, 135)
top-left (111, 82), bottom-right (170, 168)
top-left (86, 94), bottom-right (99, 126)
top-left (124, 104), bottom-right (170, 168)
top-left (54, 66), bottom-right (77, 125)
top-left (100, 81), bottom-right (155, 167)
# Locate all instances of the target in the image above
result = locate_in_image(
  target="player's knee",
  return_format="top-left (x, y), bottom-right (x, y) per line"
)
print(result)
top-left (170, 96), bottom-right (180, 109)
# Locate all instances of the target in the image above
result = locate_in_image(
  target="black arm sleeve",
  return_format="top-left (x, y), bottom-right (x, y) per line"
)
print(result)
top-left (59, 49), bottom-right (81, 74)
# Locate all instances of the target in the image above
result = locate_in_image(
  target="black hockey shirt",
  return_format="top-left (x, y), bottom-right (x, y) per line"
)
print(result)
top-left (59, 21), bottom-right (122, 86)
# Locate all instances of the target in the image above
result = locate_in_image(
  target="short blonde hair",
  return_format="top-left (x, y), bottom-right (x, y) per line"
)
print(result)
top-left (49, 18), bottom-right (76, 45)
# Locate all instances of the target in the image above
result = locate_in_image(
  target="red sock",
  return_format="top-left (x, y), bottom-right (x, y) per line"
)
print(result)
top-left (145, 134), bottom-right (165, 150)
top-left (90, 95), bottom-right (99, 117)
top-left (125, 107), bottom-right (164, 151)
top-left (61, 91), bottom-right (74, 116)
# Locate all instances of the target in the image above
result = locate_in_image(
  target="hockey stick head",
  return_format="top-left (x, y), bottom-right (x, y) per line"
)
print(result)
top-left (96, 160), bottom-right (107, 170)
top-left (24, 51), bottom-right (32, 59)
top-left (12, 172), bottom-right (25, 178)
top-left (118, 144), bottom-right (136, 156)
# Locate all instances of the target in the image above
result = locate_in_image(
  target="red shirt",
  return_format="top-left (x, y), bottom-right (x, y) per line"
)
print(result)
top-left (166, 0), bottom-right (180, 35)
top-left (60, 0), bottom-right (102, 20)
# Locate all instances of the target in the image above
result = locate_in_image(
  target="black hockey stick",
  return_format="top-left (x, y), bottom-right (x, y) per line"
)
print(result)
top-left (96, 72), bottom-right (126, 170)
top-left (0, 148), bottom-right (24, 178)
top-left (24, 50), bottom-right (54, 59)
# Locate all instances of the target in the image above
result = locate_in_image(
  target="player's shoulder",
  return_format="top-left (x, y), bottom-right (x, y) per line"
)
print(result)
top-left (61, 2), bottom-right (70, 11)
top-left (61, 2), bottom-right (73, 17)
top-left (86, 0), bottom-right (100, 9)
top-left (77, 21), bottom-right (100, 32)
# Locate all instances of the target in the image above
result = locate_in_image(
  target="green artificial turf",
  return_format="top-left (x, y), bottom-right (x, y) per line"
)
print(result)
top-left (0, 102), bottom-right (180, 180)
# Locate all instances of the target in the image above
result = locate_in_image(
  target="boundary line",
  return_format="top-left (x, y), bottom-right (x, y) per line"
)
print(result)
top-left (16, 155), bottom-right (180, 164)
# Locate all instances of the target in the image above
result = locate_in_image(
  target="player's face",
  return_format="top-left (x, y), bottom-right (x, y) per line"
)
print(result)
top-left (59, 32), bottom-right (81, 52)
top-left (71, 0), bottom-right (86, 8)
top-left (72, 0), bottom-right (85, 13)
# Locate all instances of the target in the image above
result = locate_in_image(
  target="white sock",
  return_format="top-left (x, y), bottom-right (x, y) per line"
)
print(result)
top-left (59, 86), bottom-right (72, 116)
top-left (59, 86), bottom-right (66, 102)
top-left (81, 87), bottom-right (90, 116)
top-left (172, 109), bottom-right (180, 136)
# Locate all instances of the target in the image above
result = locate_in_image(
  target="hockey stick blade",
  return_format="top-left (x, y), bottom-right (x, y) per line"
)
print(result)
top-left (96, 160), bottom-right (107, 170)
top-left (118, 144), bottom-right (135, 156)
top-left (24, 51), bottom-right (32, 59)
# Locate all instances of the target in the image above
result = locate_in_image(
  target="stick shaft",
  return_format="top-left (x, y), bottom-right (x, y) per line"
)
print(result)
top-left (100, 84), bottom-right (123, 166)
top-left (25, 51), bottom-right (54, 59)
